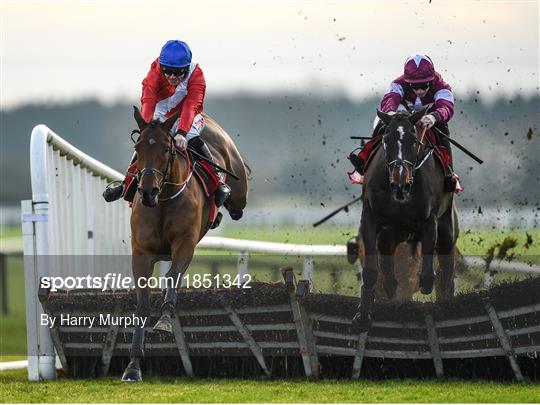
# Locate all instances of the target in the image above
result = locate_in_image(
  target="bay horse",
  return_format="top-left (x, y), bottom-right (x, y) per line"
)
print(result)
top-left (352, 108), bottom-right (459, 332)
top-left (122, 107), bottom-right (248, 381)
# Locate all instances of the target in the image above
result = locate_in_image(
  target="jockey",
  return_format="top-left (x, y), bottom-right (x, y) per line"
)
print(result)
top-left (103, 40), bottom-right (230, 206)
top-left (349, 53), bottom-right (458, 192)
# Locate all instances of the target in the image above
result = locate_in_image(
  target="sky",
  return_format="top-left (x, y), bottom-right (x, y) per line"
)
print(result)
top-left (1, 0), bottom-right (538, 109)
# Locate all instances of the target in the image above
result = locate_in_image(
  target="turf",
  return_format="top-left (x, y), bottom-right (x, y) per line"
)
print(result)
top-left (1, 368), bottom-right (539, 403)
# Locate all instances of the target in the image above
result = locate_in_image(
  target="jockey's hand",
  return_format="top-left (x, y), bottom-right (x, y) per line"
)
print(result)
top-left (420, 114), bottom-right (436, 129)
top-left (174, 130), bottom-right (188, 151)
top-left (386, 110), bottom-right (396, 116)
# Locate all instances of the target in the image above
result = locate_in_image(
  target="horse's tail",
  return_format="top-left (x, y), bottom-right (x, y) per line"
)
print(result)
top-left (241, 155), bottom-right (253, 181)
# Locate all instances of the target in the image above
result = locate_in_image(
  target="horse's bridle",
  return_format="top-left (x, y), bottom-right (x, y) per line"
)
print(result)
top-left (134, 129), bottom-right (192, 201)
top-left (384, 125), bottom-right (431, 185)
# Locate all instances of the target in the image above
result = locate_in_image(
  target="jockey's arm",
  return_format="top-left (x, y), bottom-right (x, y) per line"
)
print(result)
top-left (431, 89), bottom-right (455, 123)
top-left (431, 77), bottom-right (455, 123)
top-left (140, 60), bottom-right (162, 123)
top-left (380, 82), bottom-right (403, 113)
top-left (176, 65), bottom-right (206, 134)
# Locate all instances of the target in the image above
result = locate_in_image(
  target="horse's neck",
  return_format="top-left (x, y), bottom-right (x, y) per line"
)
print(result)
top-left (170, 154), bottom-right (189, 183)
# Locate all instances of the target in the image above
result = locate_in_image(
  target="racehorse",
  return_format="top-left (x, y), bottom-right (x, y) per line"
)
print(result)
top-left (352, 108), bottom-right (459, 332)
top-left (122, 107), bottom-right (249, 381)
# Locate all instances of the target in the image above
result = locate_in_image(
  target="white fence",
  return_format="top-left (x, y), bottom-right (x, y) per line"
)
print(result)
top-left (21, 125), bottom-right (539, 380)
top-left (22, 125), bottom-right (131, 381)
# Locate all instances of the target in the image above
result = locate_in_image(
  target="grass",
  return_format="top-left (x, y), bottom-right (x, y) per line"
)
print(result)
top-left (1, 368), bottom-right (539, 403)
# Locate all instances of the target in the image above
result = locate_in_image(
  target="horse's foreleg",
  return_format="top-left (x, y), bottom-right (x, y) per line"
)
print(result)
top-left (419, 215), bottom-right (437, 295)
top-left (352, 210), bottom-right (378, 333)
top-left (377, 229), bottom-right (399, 299)
top-left (122, 254), bottom-right (154, 382)
top-left (435, 208), bottom-right (458, 299)
top-left (153, 242), bottom-right (196, 334)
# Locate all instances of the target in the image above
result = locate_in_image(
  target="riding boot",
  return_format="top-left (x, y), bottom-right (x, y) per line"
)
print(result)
top-left (348, 120), bottom-right (385, 175)
top-left (348, 154), bottom-right (365, 174)
top-left (102, 153), bottom-right (138, 202)
top-left (436, 123), bottom-right (457, 192)
top-left (188, 137), bottom-right (231, 207)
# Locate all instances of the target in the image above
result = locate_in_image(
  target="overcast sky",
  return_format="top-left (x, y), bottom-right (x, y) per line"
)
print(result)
top-left (1, 1), bottom-right (538, 109)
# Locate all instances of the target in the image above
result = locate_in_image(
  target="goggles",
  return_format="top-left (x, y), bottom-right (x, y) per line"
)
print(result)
top-left (161, 67), bottom-right (187, 77)
top-left (410, 82), bottom-right (430, 90)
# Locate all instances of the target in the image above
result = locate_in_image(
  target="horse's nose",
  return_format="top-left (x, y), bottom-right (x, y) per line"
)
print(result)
top-left (150, 187), bottom-right (159, 198)
top-left (403, 183), bottom-right (412, 194)
top-left (390, 183), bottom-right (405, 201)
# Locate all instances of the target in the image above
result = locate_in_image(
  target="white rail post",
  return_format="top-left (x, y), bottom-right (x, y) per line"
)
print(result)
top-left (302, 256), bottom-right (314, 291)
top-left (237, 251), bottom-right (249, 283)
top-left (21, 200), bottom-right (40, 381)
top-left (483, 271), bottom-right (494, 289)
top-left (27, 126), bottom-right (56, 380)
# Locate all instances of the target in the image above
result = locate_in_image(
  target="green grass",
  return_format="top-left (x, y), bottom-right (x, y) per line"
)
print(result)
top-left (0, 226), bottom-right (21, 240)
top-left (0, 255), bottom-right (26, 359)
top-left (1, 368), bottom-right (539, 403)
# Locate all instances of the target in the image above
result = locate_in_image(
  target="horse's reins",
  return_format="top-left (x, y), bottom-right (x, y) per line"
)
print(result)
top-left (158, 139), bottom-right (192, 201)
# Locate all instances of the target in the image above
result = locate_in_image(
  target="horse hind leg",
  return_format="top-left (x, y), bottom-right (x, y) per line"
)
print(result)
top-left (223, 160), bottom-right (248, 221)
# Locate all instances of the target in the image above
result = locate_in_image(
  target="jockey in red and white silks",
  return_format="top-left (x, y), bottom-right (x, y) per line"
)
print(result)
top-left (141, 59), bottom-right (207, 142)
top-left (103, 40), bottom-right (230, 205)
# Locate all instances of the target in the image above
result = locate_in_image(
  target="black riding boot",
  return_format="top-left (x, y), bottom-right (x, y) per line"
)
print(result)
top-left (436, 123), bottom-right (456, 192)
top-left (102, 153), bottom-right (137, 202)
top-left (188, 137), bottom-right (231, 207)
top-left (348, 120), bottom-right (385, 175)
top-left (103, 183), bottom-right (125, 202)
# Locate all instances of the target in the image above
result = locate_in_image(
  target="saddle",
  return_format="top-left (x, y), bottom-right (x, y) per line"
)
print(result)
top-left (123, 155), bottom-right (222, 230)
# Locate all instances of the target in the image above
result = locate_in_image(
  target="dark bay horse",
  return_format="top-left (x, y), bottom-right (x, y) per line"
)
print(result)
top-left (122, 107), bottom-right (248, 381)
top-left (352, 108), bottom-right (459, 332)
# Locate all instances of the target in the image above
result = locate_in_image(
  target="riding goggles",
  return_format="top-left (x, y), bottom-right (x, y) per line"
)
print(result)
top-left (410, 82), bottom-right (430, 90)
top-left (161, 67), bottom-right (188, 77)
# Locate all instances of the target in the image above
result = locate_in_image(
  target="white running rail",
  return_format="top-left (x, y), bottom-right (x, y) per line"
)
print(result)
top-left (20, 125), bottom-right (539, 379)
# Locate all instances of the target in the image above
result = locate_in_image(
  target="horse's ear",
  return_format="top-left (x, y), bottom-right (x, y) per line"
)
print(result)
top-left (408, 107), bottom-right (429, 125)
top-left (162, 110), bottom-right (180, 133)
top-left (376, 109), bottom-right (393, 126)
top-left (133, 106), bottom-right (147, 130)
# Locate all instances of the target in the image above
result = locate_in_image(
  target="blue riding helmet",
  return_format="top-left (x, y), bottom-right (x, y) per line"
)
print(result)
top-left (159, 40), bottom-right (192, 68)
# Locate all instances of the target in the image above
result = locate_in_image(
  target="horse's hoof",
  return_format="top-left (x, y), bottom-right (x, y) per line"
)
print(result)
top-left (121, 366), bottom-right (142, 382)
top-left (153, 317), bottom-right (173, 334)
top-left (228, 208), bottom-right (243, 221)
top-left (351, 312), bottom-right (371, 334)
top-left (419, 274), bottom-right (435, 295)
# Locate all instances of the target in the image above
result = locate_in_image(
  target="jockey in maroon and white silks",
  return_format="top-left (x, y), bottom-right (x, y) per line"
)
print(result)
top-left (349, 53), bottom-right (461, 193)
top-left (378, 54), bottom-right (454, 127)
